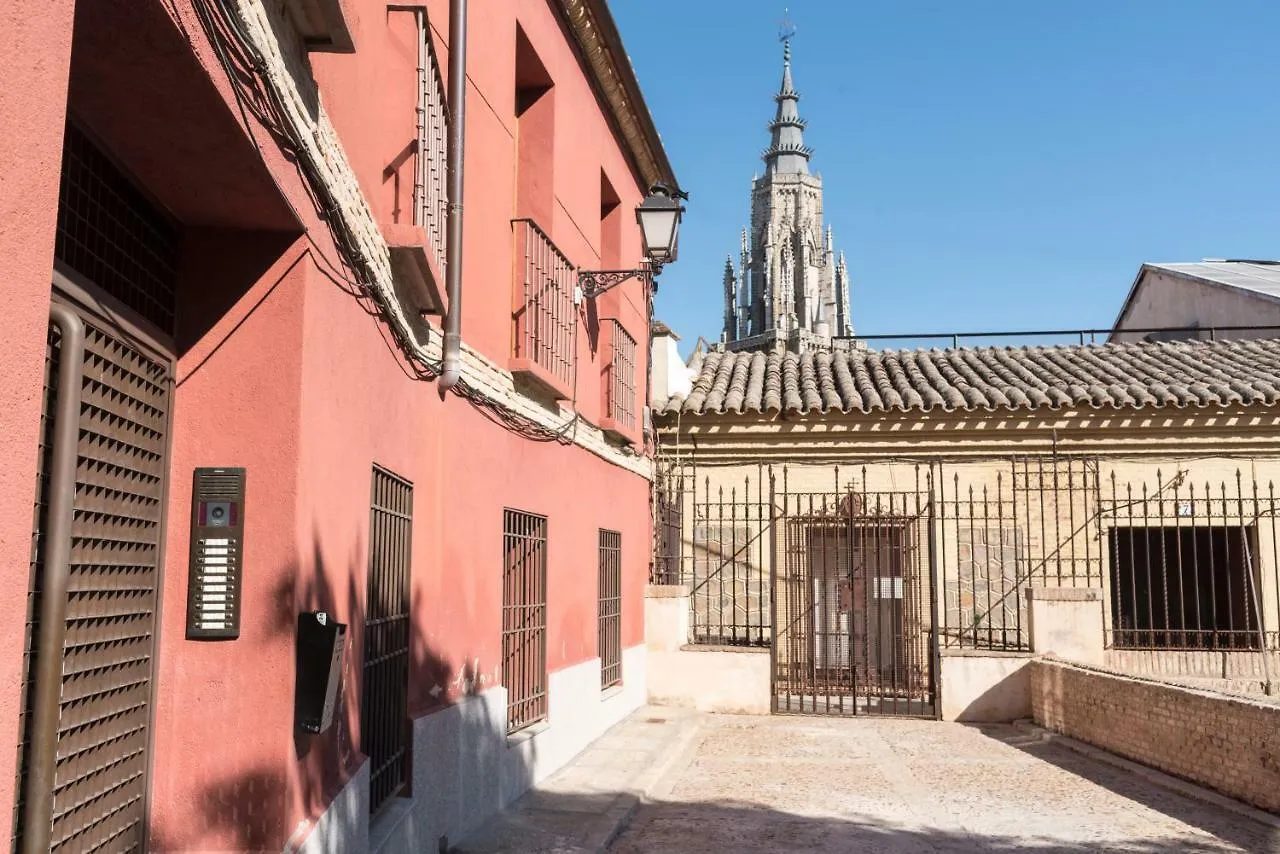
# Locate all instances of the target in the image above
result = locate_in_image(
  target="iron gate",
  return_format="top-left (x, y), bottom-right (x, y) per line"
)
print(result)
top-left (17, 294), bottom-right (172, 853)
top-left (773, 479), bottom-right (937, 718)
top-left (15, 123), bottom-right (178, 853)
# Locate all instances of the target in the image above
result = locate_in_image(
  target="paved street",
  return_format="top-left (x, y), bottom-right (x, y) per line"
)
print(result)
top-left (612, 714), bottom-right (1279, 853)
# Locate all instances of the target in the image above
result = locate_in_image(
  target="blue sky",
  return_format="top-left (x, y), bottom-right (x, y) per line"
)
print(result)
top-left (611, 1), bottom-right (1280, 351)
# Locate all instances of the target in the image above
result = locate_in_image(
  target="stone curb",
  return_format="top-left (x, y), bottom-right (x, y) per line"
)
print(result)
top-left (583, 711), bottom-right (706, 852)
top-left (1011, 719), bottom-right (1280, 832)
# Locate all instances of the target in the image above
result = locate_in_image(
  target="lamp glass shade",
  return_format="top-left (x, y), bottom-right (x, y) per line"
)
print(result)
top-left (637, 196), bottom-right (682, 263)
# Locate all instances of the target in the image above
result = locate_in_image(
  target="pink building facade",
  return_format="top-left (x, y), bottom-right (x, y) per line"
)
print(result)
top-left (0, 0), bottom-right (674, 850)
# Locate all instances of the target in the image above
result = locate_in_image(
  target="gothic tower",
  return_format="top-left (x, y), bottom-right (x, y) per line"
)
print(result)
top-left (721, 38), bottom-right (853, 352)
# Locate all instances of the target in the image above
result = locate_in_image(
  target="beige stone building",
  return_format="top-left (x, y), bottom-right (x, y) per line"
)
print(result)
top-left (652, 335), bottom-right (1280, 720)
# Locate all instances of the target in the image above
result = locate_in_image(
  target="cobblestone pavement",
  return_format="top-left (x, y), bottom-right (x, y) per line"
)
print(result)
top-left (452, 706), bottom-right (702, 854)
top-left (611, 715), bottom-right (1280, 854)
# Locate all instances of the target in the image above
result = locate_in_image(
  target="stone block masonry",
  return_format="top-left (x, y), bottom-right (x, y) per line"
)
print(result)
top-left (1030, 658), bottom-right (1280, 814)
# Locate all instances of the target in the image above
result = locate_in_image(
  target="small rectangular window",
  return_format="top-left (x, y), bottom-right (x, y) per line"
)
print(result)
top-left (1110, 525), bottom-right (1260, 650)
top-left (363, 466), bottom-right (414, 814)
top-left (606, 320), bottom-right (637, 430)
top-left (503, 509), bottom-right (549, 732)
top-left (599, 530), bottom-right (622, 689)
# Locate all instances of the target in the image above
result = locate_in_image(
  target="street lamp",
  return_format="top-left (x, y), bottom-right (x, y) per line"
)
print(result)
top-left (577, 183), bottom-right (687, 300)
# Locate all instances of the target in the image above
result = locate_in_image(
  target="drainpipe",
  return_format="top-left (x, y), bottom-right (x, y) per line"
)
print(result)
top-left (439, 0), bottom-right (468, 390)
top-left (22, 303), bottom-right (85, 854)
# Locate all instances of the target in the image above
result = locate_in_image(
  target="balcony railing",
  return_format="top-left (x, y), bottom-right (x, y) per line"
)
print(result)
top-left (511, 218), bottom-right (576, 398)
top-left (604, 319), bottom-right (637, 434)
top-left (414, 23), bottom-right (448, 276)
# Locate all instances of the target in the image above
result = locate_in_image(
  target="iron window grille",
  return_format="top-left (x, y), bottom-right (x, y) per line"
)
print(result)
top-left (1103, 471), bottom-right (1275, 651)
top-left (503, 509), bottom-right (548, 733)
top-left (363, 466), bottom-right (414, 815)
top-left (511, 219), bottom-right (575, 394)
top-left (598, 530), bottom-right (622, 689)
top-left (55, 123), bottom-right (180, 335)
top-left (605, 321), bottom-right (637, 432)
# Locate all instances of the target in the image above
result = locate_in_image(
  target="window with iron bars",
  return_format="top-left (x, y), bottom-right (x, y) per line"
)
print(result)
top-left (598, 530), bottom-right (622, 689)
top-left (503, 509), bottom-right (548, 733)
top-left (363, 466), bottom-right (413, 815)
top-left (605, 320), bottom-right (637, 432)
top-left (511, 219), bottom-right (575, 398)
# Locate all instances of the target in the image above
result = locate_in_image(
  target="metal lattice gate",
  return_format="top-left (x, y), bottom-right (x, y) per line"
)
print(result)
top-left (17, 300), bottom-right (171, 853)
top-left (16, 123), bottom-right (178, 854)
top-left (773, 485), bottom-right (937, 718)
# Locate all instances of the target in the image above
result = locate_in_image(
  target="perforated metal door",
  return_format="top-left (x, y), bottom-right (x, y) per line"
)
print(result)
top-left (16, 305), bottom-right (171, 853)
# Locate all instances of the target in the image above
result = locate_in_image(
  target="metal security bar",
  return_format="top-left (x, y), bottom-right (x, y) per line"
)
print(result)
top-left (55, 124), bottom-right (179, 335)
top-left (685, 466), bottom-right (774, 647)
top-left (503, 509), bottom-right (548, 733)
top-left (598, 530), bottom-right (622, 689)
top-left (651, 465), bottom-right (684, 586)
top-left (606, 321), bottom-right (637, 431)
top-left (511, 219), bottom-right (575, 392)
top-left (939, 456), bottom-right (1104, 651)
top-left (15, 123), bottom-right (179, 854)
top-left (1103, 470), bottom-right (1279, 651)
top-left (363, 466), bottom-right (413, 815)
top-left (17, 312), bottom-right (171, 853)
top-left (774, 470), bottom-right (936, 718)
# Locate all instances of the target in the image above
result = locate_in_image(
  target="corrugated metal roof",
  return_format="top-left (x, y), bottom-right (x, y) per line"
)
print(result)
top-left (1149, 261), bottom-right (1280, 300)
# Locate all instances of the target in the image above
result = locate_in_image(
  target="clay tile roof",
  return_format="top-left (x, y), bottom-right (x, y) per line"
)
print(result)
top-left (659, 338), bottom-right (1280, 418)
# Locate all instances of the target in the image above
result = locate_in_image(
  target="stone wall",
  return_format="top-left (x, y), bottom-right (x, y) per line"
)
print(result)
top-left (690, 522), bottom-right (769, 645)
top-left (946, 525), bottom-right (1024, 646)
top-left (1030, 658), bottom-right (1280, 813)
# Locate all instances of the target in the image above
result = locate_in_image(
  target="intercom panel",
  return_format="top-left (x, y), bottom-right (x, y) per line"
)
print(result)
top-left (186, 467), bottom-right (246, 640)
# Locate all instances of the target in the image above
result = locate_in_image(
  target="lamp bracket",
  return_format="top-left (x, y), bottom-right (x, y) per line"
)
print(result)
top-left (577, 265), bottom-right (660, 302)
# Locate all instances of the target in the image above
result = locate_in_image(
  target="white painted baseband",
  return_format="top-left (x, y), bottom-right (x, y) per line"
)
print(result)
top-left (291, 758), bottom-right (369, 854)
top-left (296, 644), bottom-right (646, 853)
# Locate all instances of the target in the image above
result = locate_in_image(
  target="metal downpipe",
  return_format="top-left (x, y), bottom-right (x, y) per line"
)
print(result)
top-left (439, 0), bottom-right (468, 390)
top-left (22, 302), bottom-right (85, 854)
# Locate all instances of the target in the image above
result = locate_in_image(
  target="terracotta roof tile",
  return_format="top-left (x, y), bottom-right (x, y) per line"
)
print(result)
top-left (659, 338), bottom-right (1280, 417)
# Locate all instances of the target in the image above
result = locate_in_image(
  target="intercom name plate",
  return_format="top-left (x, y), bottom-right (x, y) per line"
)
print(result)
top-left (186, 467), bottom-right (246, 640)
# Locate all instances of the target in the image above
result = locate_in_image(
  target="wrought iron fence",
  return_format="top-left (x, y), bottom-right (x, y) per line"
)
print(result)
top-left (364, 466), bottom-right (414, 814)
top-left (1103, 469), bottom-right (1279, 651)
top-left (652, 463), bottom-right (774, 647)
top-left (598, 530), bottom-right (622, 689)
top-left (652, 465), bottom-right (684, 586)
top-left (938, 456), bottom-right (1104, 651)
top-left (502, 509), bottom-right (548, 733)
top-left (653, 455), bottom-right (1280, 658)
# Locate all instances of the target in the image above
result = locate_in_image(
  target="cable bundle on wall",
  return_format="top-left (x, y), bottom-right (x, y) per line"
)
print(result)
top-left (188, 0), bottom-right (588, 446)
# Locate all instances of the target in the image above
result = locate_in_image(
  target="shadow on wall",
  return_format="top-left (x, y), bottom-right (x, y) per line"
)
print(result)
top-left (150, 535), bottom-right (534, 852)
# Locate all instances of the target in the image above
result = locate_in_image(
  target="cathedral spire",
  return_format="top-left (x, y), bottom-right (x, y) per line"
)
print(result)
top-left (763, 38), bottom-right (812, 175)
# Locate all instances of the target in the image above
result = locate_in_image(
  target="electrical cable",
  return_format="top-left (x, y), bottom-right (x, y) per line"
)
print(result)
top-left (190, 0), bottom-right (602, 445)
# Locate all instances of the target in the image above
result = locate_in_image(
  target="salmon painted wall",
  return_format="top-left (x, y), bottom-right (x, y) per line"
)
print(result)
top-left (0, 0), bottom-right (657, 848)
top-left (0, 2), bottom-right (77, 842)
top-left (314, 0), bottom-right (652, 427)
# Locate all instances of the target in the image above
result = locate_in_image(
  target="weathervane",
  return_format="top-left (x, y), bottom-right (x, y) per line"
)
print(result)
top-left (779, 7), bottom-right (796, 43)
